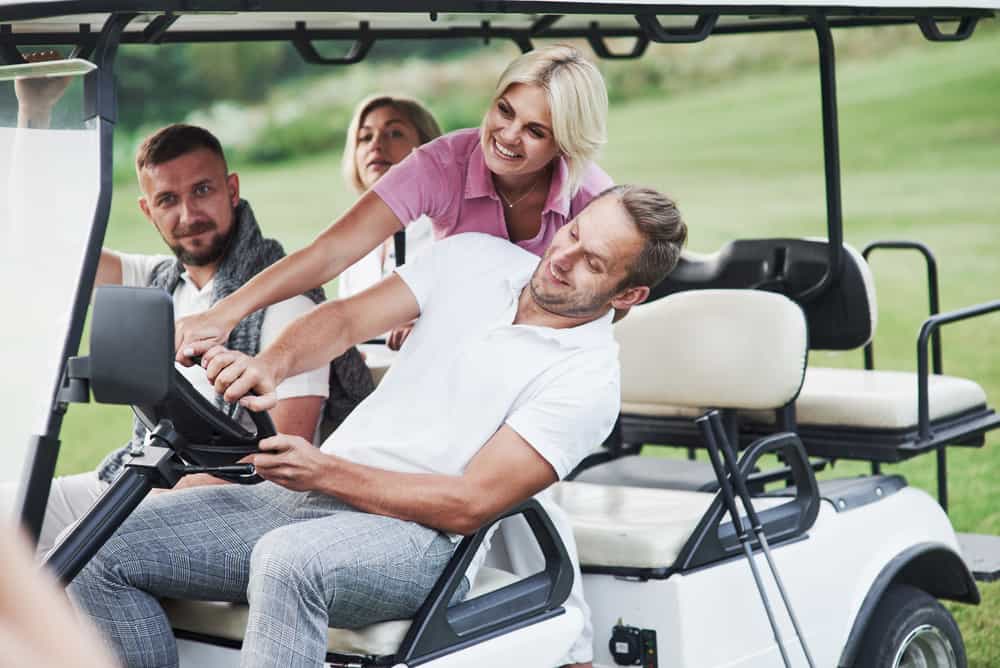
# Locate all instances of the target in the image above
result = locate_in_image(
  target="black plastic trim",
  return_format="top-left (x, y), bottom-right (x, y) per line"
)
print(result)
top-left (0, 23), bottom-right (26, 63)
top-left (673, 431), bottom-right (820, 572)
top-left (587, 21), bottom-right (649, 58)
top-left (395, 499), bottom-right (574, 666)
top-left (293, 19), bottom-right (373, 64)
top-left (636, 12), bottom-right (717, 42)
top-left (837, 542), bottom-right (980, 667)
top-left (918, 15), bottom-right (979, 40)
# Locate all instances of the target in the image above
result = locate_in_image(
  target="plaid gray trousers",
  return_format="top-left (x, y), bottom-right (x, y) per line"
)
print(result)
top-left (68, 482), bottom-right (459, 668)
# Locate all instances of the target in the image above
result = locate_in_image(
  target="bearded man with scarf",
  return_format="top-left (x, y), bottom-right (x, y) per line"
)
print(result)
top-left (8, 124), bottom-right (373, 556)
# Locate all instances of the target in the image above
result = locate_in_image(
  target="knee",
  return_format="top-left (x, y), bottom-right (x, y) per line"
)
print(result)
top-left (248, 528), bottom-right (331, 603)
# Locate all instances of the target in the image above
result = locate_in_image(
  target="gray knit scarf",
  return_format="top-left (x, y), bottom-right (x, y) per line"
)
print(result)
top-left (97, 200), bottom-right (373, 483)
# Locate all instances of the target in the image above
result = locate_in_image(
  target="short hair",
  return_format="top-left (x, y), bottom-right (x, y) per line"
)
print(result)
top-left (480, 44), bottom-right (608, 198)
top-left (342, 94), bottom-right (443, 194)
top-left (135, 124), bottom-right (227, 174)
top-left (603, 185), bottom-right (688, 289)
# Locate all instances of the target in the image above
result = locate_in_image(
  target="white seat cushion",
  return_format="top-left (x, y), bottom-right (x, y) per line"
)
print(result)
top-left (616, 290), bottom-right (807, 411)
top-left (620, 402), bottom-right (703, 419)
top-left (551, 481), bottom-right (784, 569)
top-left (163, 566), bottom-right (518, 657)
top-left (745, 367), bottom-right (988, 429)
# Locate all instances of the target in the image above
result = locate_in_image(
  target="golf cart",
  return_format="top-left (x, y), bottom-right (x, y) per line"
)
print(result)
top-left (1, 2), bottom-right (997, 667)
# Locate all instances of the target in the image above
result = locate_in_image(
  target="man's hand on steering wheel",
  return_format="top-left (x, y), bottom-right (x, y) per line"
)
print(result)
top-left (239, 435), bottom-right (329, 492)
top-left (202, 345), bottom-right (279, 412)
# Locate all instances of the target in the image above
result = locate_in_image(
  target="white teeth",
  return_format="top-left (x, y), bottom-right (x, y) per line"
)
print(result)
top-left (494, 139), bottom-right (520, 159)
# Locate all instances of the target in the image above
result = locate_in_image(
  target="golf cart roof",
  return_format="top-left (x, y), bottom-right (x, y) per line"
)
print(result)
top-left (0, 2), bottom-right (996, 51)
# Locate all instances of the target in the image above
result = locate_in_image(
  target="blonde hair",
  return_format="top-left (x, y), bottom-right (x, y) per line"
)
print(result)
top-left (342, 94), bottom-right (443, 194)
top-left (480, 44), bottom-right (608, 197)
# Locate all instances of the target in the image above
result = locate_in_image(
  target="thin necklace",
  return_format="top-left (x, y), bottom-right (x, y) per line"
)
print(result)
top-left (496, 180), bottom-right (539, 209)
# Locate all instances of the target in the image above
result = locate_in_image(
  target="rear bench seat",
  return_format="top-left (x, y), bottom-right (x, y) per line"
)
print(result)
top-left (576, 239), bottom-right (997, 491)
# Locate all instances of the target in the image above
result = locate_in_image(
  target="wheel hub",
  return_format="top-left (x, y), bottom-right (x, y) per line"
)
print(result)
top-left (893, 624), bottom-right (958, 668)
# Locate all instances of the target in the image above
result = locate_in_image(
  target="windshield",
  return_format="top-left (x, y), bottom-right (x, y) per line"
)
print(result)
top-left (0, 65), bottom-right (100, 513)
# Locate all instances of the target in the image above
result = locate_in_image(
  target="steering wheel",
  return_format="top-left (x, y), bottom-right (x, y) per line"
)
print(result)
top-left (133, 368), bottom-right (275, 484)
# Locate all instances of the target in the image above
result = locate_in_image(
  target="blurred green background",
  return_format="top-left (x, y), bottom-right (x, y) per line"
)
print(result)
top-left (47, 22), bottom-right (999, 664)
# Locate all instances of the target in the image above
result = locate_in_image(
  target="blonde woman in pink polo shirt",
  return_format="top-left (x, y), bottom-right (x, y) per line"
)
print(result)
top-left (175, 44), bottom-right (612, 360)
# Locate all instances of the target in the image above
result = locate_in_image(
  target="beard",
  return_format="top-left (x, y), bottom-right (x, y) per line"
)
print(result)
top-left (527, 261), bottom-right (616, 319)
top-left (166, 218), bottom-right (233, 267)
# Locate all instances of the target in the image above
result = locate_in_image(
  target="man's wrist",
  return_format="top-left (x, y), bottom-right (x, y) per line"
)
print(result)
top-left (258, 346), bottom-right (291, 388)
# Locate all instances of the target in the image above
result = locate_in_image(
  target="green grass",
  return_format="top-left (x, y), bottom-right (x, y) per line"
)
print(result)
top-left (58, 25), bottom-right (1000, 664)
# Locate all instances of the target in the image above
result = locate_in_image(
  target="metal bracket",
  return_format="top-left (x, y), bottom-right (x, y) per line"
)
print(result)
top-left (588, 21), bottom-right (649, 59)
top-left (142, 12), bottom-right (179, 44)
top-left (0, 24), bottom-right (27, 65)
top-left (84, 12), bottom-right (137, 124)
top-left (293, 21), bottom-right (373, 65)
top-left (917, 16), bottom-right (979, 42)
top-left (636, 13), bottom-right (717, 44)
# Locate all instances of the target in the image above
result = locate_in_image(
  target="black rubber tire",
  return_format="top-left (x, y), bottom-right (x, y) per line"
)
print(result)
top-left (854, 584), bottom-right (966, 668)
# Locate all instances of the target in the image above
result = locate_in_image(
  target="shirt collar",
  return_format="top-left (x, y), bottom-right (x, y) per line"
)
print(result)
top-left (499, 270), bottom-right (615, 350)
top-left (465, 133), bottom-right (573, 220)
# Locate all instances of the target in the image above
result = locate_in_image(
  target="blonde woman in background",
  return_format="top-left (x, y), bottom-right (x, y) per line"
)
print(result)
top-left (338, 94), bottom-right (441, 301)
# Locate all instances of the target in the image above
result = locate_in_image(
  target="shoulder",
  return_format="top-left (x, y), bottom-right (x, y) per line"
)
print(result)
top-left (436, 232), bottom-right (535, 268)
top-left (116, 251), bottom-right (174, 287)
top-left (570, 162), bottom-right (615, 212)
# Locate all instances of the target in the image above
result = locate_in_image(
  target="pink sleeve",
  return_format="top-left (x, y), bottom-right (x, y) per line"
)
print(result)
top-left (372, 138), bottom-right (459, 228)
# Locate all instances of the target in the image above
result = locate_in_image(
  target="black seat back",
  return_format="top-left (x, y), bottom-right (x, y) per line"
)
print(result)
top-left (649, 238), bottom-right (875, 350)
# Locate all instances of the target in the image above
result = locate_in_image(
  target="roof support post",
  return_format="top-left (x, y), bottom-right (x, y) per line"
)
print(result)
top-left (800, 13), bottom-right (844, 303)
top-left (16, 12), bottom-right (135, 546)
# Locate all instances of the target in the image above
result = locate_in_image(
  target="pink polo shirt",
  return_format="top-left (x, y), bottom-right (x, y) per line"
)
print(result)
top-left (372, 127), bottom-right (614, 257)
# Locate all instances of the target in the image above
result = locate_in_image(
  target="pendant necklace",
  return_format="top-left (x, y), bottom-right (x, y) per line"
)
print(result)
top-left (497, 180), bottom-right (539, 209)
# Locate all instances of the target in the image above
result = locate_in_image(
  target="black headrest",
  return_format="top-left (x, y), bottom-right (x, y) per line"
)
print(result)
top-left (649, 238), bottom-right (876, 351)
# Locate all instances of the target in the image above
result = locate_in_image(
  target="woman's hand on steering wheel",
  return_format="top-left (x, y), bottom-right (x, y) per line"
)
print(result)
top-left (202, 345), bottom-right (279, 412)
top-left (175, 309), bottom-right (237, 367)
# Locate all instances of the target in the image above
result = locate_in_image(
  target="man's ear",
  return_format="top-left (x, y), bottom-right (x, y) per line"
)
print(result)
top-left (611, 284), bottom-right (650, 311)
top-left (138, 196), bottom-right (152, 222)
top-left (227, 172), bottom-right (240, 208)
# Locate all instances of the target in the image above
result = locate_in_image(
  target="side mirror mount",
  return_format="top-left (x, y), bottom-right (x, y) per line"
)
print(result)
top-left (89, 286), bottom-right (174, 405)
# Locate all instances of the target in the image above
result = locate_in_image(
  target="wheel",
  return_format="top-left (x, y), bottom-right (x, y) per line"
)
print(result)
top-left (854, 584), bottom-right (966, 668)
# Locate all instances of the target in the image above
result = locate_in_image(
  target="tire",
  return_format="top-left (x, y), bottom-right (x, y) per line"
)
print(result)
top-left (854, 584), bottom-right (966, 668)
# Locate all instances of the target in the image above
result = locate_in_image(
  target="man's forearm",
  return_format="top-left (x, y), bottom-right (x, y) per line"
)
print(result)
top-left (314, 455), bottom-right (488, 536)
top-left (262, 301), bottom-right (356, 386)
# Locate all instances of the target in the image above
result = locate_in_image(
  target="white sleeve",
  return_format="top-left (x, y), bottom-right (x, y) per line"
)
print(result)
top-left (505, 350), bottom-right (620, 479)
top-left (260, 295), bottom-right (329, 399)
top-left (115, 252), bottom-right (174, 287)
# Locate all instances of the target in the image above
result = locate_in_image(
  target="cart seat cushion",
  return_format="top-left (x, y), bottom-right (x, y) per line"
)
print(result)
top-left (551, 481), bottom-right (784, 568)
top-left (162, 566), bottom-right (518, 657)
top-left (746, 367), bottom-right (988, 429)
top-left (620, 402), bottom-right (703, 418)
top-left (616, 290), bottom-right (807, 411)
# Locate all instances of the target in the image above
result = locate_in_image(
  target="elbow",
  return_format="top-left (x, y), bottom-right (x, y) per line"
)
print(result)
top-left (449, 492), bottom-right (495, 537)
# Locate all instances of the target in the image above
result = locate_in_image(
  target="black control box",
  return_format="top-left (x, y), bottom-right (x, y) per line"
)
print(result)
top-left (609, 623), bottom-right (657, 667)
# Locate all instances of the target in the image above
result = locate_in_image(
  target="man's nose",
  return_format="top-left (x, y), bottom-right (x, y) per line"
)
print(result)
top-left (551, 248), bottom-right (574, 272)
top-left (178, 197), bottom-right (199, 224)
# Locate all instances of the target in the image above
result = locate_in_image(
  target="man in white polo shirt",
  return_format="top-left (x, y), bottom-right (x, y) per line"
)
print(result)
top-left (68, 185), bottom-right (687, 668)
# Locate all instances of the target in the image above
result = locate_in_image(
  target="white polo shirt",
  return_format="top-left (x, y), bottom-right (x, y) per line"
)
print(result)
top-left (322, 233), bottom-right (620, 482)
top-left (118, 252), bottom-right (329, 403)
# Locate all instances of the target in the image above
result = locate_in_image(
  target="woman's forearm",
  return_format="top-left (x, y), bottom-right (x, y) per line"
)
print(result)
top-left (215, 191), bottom-right (404, 326)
